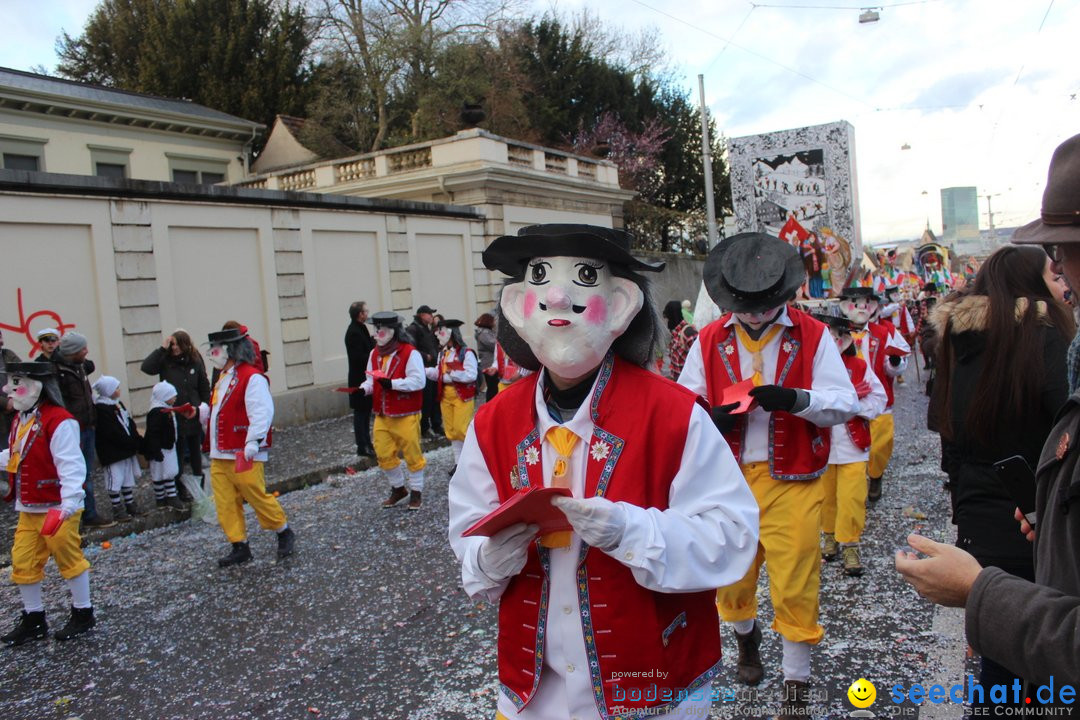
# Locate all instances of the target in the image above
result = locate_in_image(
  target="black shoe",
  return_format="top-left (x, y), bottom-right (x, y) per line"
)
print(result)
top-left (82, 514), bottom-right (116, 529)
top-left (125, 502), bottom-right (142, 518)
top-left (218, 542), bottom-right (252, 567)
top-left (358, 445), bottom-right (376, 459)
top-left (408, 490), bottom-right (422, 511)
top-left (868, 476), bottom-right (883, 502)
top-left (734, 621), bottom-right (764, 686)
top-left (176, 481), bottom-right (194, 503)
top-left (54, 606), bottom-right (95, 641)
top-left (111, 505), bottom-right (132, 523)
top-left (276, 528), bottom-right (296, 559)
top-left (382, 486), bottom-right (409, 508)
top-left (2, 610), bottom-right (48, 646)
top-left (164, 496), bottom-right (186, 511)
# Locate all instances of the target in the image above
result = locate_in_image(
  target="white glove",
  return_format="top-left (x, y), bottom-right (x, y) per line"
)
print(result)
top-left (442, 373), bottom-right (453, 384)
top-left (478, 522), bottom-right (538, 583)
top-left (425, 366), bottom-right (439, 381)
top-left (243, 441), bottom-right (259, 461)
top-left (552, 496), bottom-right (628, 551)
top-left (198, 402), bottom-right (210, 426)
top-left (0, 449), bottom-right (8, 468)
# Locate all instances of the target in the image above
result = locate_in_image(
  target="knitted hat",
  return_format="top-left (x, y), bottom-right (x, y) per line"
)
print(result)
top-left (58, 332), bottom-right (88, 356)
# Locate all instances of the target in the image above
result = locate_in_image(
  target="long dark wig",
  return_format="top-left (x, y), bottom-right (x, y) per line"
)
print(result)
top-left (493, 263), bottom-right (664, 372)
top-left (931, 244), bottom-right (1075, 447)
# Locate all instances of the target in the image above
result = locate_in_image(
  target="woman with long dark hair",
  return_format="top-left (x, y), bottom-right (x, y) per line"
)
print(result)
top-left (929, 244), bottom-right (1074, 699)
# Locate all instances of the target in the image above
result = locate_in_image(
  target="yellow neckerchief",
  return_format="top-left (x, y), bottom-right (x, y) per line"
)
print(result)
top-left (851, 329), bottom-right (867, 359)
top-left (6, 411), bottom-right (36, 474)
top-left (733, 323), bottom-right (784, 386)
top-left (541, 425), bottom-right (580, 549)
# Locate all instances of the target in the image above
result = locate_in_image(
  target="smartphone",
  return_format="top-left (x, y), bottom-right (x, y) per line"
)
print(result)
top-left (992, 455), bottom-right (1037, 528)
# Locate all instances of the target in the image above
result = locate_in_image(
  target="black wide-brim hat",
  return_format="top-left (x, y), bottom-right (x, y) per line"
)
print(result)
top-left (703, 232), bottom-right (805, 313)
top-left (435, 318), bottom-right (464, 329)
top-left (207, 328), bottom-right (248, 345)
top-left (371, 311), bottom-right (403, 327)
top-left (838, 286), bottom-right (880, 301)
top-left (811, 313), bottom-right (854, 333)
top-left (6, 362), bottom-right (57, 379)
top-left (482, 224), bottom-right (665, 277)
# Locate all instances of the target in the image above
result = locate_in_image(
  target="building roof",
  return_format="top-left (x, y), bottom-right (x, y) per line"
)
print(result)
top-left (0, 66), bottom-right (263, 141)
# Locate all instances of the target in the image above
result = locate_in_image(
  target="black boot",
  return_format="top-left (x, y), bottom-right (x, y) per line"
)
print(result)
top-left (217, 542), bottom-right (252, 567)
top-left (125, 502), bottom-right (142, 518)
top-left (54, 606), bottom-right (95, 641)
top-left (163, 495), bottom-right (185, 511)
top-left (1, 610), bottom-right (48, 646)
top-left (734, 621), bottom-right (764, 686)
top-left (276, 528), bottom-right (296, 559)
top-left (111, 504), bottom-right (131, 523)
top-left (867, 475), bottom-right (883, 502)
top-left (408, 490), bottom-right (422, 511)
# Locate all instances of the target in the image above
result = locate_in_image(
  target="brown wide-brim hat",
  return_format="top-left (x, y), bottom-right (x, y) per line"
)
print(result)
top-left (1013, 132), bottom-right (1080, 245)
top-left (482, 224), bottom-right (665, 276)
top-left (704, 232), bottom-right (806, 313)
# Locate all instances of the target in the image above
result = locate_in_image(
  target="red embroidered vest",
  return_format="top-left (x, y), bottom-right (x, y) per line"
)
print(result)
top-left (472, 355), bottom-right (721, 717)
top-left (369, 344), bottom-right (424, 417)
top-left (866, 321), bottom-right (896, 408)
top-left (841, 354), bottom-right (872, 451)
top-left (209, 363), bottom-right (273, 454)
top-left (698, 307), bottom-right (831, 480)
top-left (5, 403), bottom-right (74, 507)
top-left (437, 345), bottom-right (477, 402)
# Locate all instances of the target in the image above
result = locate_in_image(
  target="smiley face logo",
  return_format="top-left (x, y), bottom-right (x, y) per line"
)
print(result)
top-left (847, 678), bottom-right (876, 708)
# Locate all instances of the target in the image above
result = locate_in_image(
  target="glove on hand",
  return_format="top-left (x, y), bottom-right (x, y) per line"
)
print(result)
top-left (442, 373), bottom-right (453, 384)
top-left (243, 441), bottom-right (260, 461)
top-left (198, 402), bottom-right (210, 425)
top-left (378, 377), bottom-right (394, 390)
top-left (552, 496), bottom-right (627, 551)
top-left (710, 402), bottom-right (740, 434)
top-left (749, 384), bottom-right (798, 412)
top-left (478, 522), bottom-right (538, 583)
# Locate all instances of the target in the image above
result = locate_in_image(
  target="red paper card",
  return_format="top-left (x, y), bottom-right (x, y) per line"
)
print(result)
top-left (721, 379), bottom-right (758, 414)
top-left (40, 508), bottom-right (64, 537)
top-left (884, 346), bottom-right (908, 357)
top-left (235, 451), bottom-right (254, 473)
top-left (163, 403), bottom-right (194, 414)
top-left (461, 486), bottom-right (573, 538)
top-left (367, 369), bottom-right (389, 380)
top-left (853, 380), bottom-right (872, 399)
top-left (445, 361), bottom-right (465, 372)
top-left (334, 387), bottom-right (360, 394)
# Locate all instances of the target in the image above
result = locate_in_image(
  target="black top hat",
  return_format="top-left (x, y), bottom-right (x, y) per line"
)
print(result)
top-left (838, 286), bottom-right (880, 301)
top-left (371, 312), bottom-right (402, 327)
top-left (415, 305), bottom-right (437, 315)
top-left (435, 318), bottom-right (464, 329)
top-left (703, 232), bottom-right (805, 313)
top-left (482, 224), bottom-right (665, 277)
top-left (811, 313), bottom-right (854, 333)
top-left (6, 362), bottom-right (57, 379)
top-left (207, 328), bottom-right (247, 345)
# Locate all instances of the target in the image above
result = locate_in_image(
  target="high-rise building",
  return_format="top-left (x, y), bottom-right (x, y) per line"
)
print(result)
top-left (940, 186), bottom-right (979, 242)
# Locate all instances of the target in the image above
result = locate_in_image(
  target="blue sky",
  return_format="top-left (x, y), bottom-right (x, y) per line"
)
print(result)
top-left (3, 0), bottom-right (1078, 245)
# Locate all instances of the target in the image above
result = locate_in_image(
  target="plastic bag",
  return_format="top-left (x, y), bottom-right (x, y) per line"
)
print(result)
top-left (179, 474), bottom-right (218, 526)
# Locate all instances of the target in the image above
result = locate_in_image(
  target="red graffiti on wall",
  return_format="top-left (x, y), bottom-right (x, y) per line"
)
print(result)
top-left (0, 289), bottom-right (77, 357)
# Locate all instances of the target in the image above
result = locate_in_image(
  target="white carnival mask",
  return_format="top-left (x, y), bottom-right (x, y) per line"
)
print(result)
top-left (208, 345), bottom-right (228, 370)
top-left (374, 326), bottom-right (395, 347)
top-left (829, 327), bottom-right (854, 354)
top-left (839, 298), bottom-right (878, 326)
top-left (435, 328), bottom-right (452, 347)
top-left (734, 306), bottom-right (783, 331)
top-left (500, 255), bottom-right (642, 379)
top-left (4, 376), bottom-right (43, 412)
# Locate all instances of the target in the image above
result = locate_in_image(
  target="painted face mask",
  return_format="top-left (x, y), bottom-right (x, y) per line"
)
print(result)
top-left (829, 327), bottom-right (854, 354)
top-left (4, 376), bottom-right (43, 412)
top-left (435, 328), bottom-right (452, 347)
top-left (500, 255), bottom-right (643, 380)
top-left (733, 306), bottom-right (783, 331)
top-left (839, 298), bottom-right (878, 326)
top-left (374, 326), bottom-right (396, 347)
top-left (208, 345), bottom-right (228, 370)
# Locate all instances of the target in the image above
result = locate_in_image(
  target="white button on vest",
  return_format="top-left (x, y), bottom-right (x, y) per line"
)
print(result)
top-left (624, 551), bottom-right (634, 560)
top-left (567, 663), bottom-right (575, 673)
top-left (563, 605), bottom-right (572, 615)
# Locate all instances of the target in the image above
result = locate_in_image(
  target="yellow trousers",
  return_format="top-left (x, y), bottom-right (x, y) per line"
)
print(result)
top-left (868, 412), bottom-right (895, 479)
top-left (441, 386), bottom-right (475, 442)
top-left (716, 463), bottom-right (825, 644)
top-left (373, 413), bottom-right (426, 472)
top-left (11, 510), bottom-right (89, 584)
top-left (820, 461), bottom-right (868, 543)
top-left (210, 459), bottom-right (287, 544)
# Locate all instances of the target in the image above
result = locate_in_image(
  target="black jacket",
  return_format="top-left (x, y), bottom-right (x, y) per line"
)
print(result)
top-left (142, 407), bottom-right (176, 463)
top-left (141, 347), bottom-right (210, 437)
top-left (54, 358), bottom-right (96, 429)
top-left (345, 321), bottom-right (375, 410)
top-left (407, 319), bottom-right (439, 368)
top-left (93, 401), bottom-right (141, 465)
top-left (931, 295), bottom-right (1070, 566)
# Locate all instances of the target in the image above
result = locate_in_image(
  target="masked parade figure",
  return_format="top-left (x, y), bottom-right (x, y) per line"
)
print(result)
top-left (1, 363), bottom-right (94, 645)
top-left (361, 312), bottom-right (427, 510)
top-left (837, 287), bottom-right (910, 501)
top-left (203, 328), bottom-right (295, 566)
top-left (449, 224), bottom-right (759, 720)
top-left (677, 232), bottom-right (859, 716)
top-left (428, 318), bottom-right (478, 474)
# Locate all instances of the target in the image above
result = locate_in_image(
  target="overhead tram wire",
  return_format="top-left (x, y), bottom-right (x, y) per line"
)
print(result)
top-left (747, 0), bottom-right (941, 9)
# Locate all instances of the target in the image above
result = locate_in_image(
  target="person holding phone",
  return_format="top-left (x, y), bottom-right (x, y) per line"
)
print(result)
top-left (924, 244), bottom-right (1074, 698)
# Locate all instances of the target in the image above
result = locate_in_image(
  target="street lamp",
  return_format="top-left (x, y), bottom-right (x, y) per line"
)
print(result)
top-left (859, 8), bottom-right (881, 23)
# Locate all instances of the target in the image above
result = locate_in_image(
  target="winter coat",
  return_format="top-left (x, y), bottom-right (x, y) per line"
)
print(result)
top-left (0, 347), bottom-right (22, 445)
top-left (407, 319), bottom-right (439, 368)
top-left (930, 295), bottom-right (1070, 566)
top-left (54, 358), bottom-right (96, 429)
top-left (966, 387), bottom-right (1080, 687)
top-left (141, 347), bottom-right (210, 437)
top-left (345, 321), bottom-right (375, 411)
top-left (93, 401), bottom-right (142, 465)
top-left (474, 327), bottom-right (496, 370)
top-left (142, 407), bottom-right (176, 463)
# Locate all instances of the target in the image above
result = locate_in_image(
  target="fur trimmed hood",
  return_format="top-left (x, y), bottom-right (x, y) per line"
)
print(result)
top-left (931, 294), bottom-right (1051, 335)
